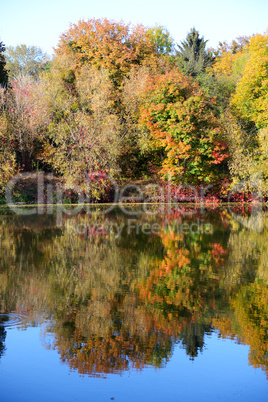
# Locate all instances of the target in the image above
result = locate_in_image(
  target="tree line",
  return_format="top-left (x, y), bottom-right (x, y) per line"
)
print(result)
top-left (0, 19), bottom-right (268, 201)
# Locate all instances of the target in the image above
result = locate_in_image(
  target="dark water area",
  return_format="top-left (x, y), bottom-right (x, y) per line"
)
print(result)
top-left (0, 204), bottom-right (267, 401)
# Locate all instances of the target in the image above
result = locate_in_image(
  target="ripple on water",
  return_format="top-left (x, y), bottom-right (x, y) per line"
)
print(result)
top-left (0, 313), bottom-right (28, 328)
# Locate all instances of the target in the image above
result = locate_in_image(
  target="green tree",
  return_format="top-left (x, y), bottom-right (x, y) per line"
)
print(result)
top-left (176, 28), bottom-right (214, 77)
top-left (221, 111), bottom-right (258, 186)
top-left (0, 41), bottom-right (8, 86)
top-left (202, 38), bottom-right (250, 111)
top-left (5, 44), bottom-right (49, 79)
top-left (147, 25), bottom-right (174, 55)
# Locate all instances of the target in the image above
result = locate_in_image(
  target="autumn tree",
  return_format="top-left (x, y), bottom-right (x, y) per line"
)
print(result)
top-left (0, 89), bottom-right (17, 194)
top-left (120, 65), bottom-right (166, 178)
top-left (1, 75), bottom-right (49, 171)
top-left (221, 111), bottom-right (258, 187)
top-left (55, 18), bottom-right (160, 88)
top-left (139, 69), bottom-right (228, 183)
top-left (41, 55), bottom-right (121, 196)
top-left (52, 19), bottom-right (172, 181)
top-left (231, 33), bottom-right (268, 129)
top-left (217, 34), bottom-right (268, 191)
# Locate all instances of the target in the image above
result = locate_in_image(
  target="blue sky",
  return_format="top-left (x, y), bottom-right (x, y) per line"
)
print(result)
top-left (1, 0), bottom-right (267, 56)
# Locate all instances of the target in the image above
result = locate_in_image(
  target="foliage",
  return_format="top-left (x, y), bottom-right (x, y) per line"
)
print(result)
top-left (201, 37), bottom-right (250, 111)
top-left (42, 59), bottom-right (121, 196)
top-left (221, 111), bottom-right (258, 185)
top-left (0, 75), bottom-right (50, 171)
top-left (120, 65), bottom-right (165, 178)
top-left (0, 90), bottom-right (17, 194)
top-left (1, 22), bottom-right (268, 196)
top-left (55, 18), bottom-right (160, 88)
top-left (139, 69), bottom-right (228, 183)
top-left (5, 44), bottom-right (49, 79)
top-left (147, 25), bottom-right (175, 55)
top-left (231, 33), bottom-right (268, 129)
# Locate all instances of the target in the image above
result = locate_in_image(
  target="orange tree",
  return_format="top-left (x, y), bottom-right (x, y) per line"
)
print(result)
top-left (55, 18), bottom-right (160, 88)
top-left (138, 69), bottom-right (228, 183)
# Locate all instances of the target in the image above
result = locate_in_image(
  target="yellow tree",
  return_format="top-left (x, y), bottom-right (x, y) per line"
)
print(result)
top-left (231, 33), bottom-right (268, 128)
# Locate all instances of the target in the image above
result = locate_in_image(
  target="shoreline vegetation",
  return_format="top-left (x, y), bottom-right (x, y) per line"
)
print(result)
top-left (1, 21), bottom-right (268, 203)
top-left (0, 175), bottom-right (266, 206)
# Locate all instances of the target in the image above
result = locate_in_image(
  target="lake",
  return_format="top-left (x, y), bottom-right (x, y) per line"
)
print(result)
top-left (0, 204), bottom-right (267, 401)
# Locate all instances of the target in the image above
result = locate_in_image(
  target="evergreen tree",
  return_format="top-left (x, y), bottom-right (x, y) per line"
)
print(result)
top-left (176, 28), bottom-right (214, 77)
top-left (0, 41), bottom-right (8, 86)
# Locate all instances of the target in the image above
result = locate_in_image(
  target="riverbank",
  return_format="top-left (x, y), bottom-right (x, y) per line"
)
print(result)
top-left (0, 174), bottom-right (264, 206)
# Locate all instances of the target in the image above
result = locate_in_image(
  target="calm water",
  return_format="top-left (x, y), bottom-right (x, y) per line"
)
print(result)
top-left (0, 205), bottom-right (267, 401)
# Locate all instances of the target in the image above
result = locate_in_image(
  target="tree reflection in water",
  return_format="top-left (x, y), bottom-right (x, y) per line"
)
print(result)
top-left (0, 326), bottom-right (6, 358)
top-left (0, 206), bottom-right (267, 377)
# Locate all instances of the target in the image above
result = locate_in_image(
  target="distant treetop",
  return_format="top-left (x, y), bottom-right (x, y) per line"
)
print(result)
top-left (5, 44), bottom-right (49, 79)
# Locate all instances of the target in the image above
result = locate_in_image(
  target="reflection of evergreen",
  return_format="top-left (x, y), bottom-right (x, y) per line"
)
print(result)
top-left (0, 326), bottom-right (7, 358)
top-left (178, 323), bottom-right (212, 360)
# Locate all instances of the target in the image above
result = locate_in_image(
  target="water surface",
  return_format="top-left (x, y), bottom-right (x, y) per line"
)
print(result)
top-left (0, 205), bottom-right (267, 401)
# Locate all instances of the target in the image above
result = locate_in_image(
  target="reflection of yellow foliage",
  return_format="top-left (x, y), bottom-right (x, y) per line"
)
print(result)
top-left (214, 280), bottom-right (268, 378)
top-left (232, 282), bottom-right (268, 376)
top-left (0, 273), bottom-right (8, 293)
top-left (212, 317), bottom-right (236, 340)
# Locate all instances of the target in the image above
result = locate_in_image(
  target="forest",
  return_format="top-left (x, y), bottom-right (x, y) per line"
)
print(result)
top-left (0, 19), bottom-right (268, 203)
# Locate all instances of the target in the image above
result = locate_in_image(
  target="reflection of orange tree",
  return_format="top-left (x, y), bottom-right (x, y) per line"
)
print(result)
top-left (137, 224), bottom-right (228, 357)
top-left (50, 301), bottom-right (174, 377)
top-left (138, 230), bottom-right (225, 317)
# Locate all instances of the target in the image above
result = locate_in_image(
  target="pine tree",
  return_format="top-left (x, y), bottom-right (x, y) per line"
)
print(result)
top-left (176, 28), bottom-right (214, 77)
